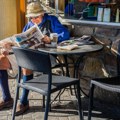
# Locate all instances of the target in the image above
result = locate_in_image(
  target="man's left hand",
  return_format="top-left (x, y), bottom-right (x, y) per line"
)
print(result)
top-left (42, 35), bottom-right (51, 44)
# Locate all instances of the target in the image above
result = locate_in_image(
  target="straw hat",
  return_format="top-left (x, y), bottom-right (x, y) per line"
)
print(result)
top-left (26, 2), bottom-right (45, 18)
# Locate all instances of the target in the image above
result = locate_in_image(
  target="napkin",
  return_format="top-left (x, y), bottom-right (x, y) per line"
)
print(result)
top-left (57, 44), bottom-right (79, 51)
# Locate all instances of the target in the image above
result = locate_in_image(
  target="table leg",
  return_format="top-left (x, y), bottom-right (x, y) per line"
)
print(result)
top-left (63, 55), bottom-right (70, 77)
top-left (63, 55), bottom-right (75, 95)
top-left (74, 54), bottom-right (90, 97)
top-left (74, 54), bottom-right (84, 78)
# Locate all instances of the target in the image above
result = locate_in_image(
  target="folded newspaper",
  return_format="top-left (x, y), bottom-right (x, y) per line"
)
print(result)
top-left (0, 24), bottom-right (44, 50)
top-left (57, 44), bottom-right (79, 51)
top-left (58, 35), bottom-right (92, 46)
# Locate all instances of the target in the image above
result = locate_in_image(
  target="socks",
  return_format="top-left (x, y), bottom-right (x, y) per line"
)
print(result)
top-left (20, 74), bottom-right (33, 105)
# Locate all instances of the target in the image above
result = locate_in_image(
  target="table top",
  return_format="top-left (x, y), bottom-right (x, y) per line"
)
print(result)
top-left (38, 44), bottom-right (103, 55)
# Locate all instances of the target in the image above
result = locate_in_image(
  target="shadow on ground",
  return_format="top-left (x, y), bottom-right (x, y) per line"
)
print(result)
top-left (22, 96), bottom-right (120, 120)
top-left (82, 97), bottom-right (120, 120)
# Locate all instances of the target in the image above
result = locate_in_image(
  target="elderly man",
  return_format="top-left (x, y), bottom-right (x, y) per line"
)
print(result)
top-left (0, 1), bottom-right (70, 115)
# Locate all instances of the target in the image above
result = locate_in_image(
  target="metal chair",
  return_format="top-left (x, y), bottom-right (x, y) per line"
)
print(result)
top-left (88, 45), bottom-right (120, 120)
top-left (12, 47), bottom-right (83, 120)
top-left (88, 76), bottom-right (120, 120)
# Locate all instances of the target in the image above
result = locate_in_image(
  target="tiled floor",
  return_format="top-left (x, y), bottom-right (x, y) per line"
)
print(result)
top-left (0, 78), bottom-right (120, 120)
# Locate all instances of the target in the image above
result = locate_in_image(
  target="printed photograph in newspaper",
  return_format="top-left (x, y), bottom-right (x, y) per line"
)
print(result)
top-left (12, 24), bottom-right (44, 49)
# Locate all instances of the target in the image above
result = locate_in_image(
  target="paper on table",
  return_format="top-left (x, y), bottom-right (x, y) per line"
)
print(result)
top-left (57, 44), bottom-right (79, 51)
top-left (58, 35), bottom-right (92, 46)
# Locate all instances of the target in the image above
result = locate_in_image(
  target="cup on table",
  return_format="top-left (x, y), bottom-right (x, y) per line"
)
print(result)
top-left (50, 33), bottom-right (58, 47)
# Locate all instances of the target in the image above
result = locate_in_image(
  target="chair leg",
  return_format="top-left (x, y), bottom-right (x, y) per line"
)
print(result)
top-left (88, 83), bottom-right (95, 120)
top-left (43, 95), bottom-right (52, 112)
top-left (12, 86), bottom-right (20, 120)
top-left (44, 94), bottom-right (51, 120)
top-left (43, 95), bottom-right (45, 108)
top-left (76, 83), bottom-right (84, 120)
top-left (73, 85), bottom-right (78, 98)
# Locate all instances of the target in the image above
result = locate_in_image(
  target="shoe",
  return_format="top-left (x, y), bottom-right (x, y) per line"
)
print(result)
top-left (15, 103), bottom-right (29, 116)
top-left (0, 98), bottom-right (13, 110)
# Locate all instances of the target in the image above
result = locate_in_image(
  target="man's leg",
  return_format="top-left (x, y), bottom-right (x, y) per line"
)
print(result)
top-left (0, 70), bottom-right (11, 101)
top-left (0, 70), bottom-right (13, 109)
top-left (20, 74), bottom-right (33, 105)
top-left (16, 69), bottom-right (33, 115)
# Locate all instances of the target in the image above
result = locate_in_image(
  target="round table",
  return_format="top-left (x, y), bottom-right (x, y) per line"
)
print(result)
top-left (38, 44), bottom-right (103, 55)
top-left (38, 44), bottom-right (103, 77)
top-left (38, 44), bottom-right (103, 97)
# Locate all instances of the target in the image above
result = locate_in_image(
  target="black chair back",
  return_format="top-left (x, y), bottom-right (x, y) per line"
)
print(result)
top-left (117, 41), bottom-right (120, 75)
top-left (12, 47), bottom-right (51, 74)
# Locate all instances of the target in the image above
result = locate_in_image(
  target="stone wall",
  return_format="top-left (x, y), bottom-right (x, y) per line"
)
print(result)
top-left (72, 25), bottom-right (120, 104)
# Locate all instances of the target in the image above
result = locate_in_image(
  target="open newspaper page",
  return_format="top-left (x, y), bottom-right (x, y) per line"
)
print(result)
top-left (0, 24), bottom-right (44, 72)
top-left (0, 37), bottom-right (18, 71)
top-left (12, 24), bottom-right (44, 49)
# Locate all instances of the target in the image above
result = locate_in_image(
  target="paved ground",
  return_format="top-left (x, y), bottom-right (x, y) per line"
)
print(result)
top-left (0, 78), bottom-right (120, 120)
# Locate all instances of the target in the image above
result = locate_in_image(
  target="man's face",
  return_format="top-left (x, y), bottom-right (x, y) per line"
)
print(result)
top-left (30, 15), bottom-right (43, 24)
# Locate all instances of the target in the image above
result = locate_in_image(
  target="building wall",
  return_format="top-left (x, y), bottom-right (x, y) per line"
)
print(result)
top-left (72, 25), bottom-right (120, 104)
top-left (0, 0), bottom-right (17, 40)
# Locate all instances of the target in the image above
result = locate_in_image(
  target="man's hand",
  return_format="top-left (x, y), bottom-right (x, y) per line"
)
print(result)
top-left (1, 48), bottom-right (9, 56)
top-left (2, 42), bottom-right (14, 50)
top-left (42, 35), bottom-right (51, 44)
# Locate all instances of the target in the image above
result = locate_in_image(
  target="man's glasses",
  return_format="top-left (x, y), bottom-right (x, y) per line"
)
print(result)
top-left (30, 16), bottom-right (39, 20)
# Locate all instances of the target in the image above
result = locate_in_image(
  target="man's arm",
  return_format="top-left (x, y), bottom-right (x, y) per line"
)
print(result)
top-left (50, 16), bottom-right (70, 43)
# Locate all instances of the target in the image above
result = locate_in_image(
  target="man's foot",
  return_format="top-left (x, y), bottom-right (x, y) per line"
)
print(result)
top-left (16, 103), bottom-right (29, 116)
top-left (0, 98), bottom-right (13, 110)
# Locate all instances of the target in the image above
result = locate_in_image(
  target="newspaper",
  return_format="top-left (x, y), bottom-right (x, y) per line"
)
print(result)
top-left (0, 24), bottom-right (44, 71)
top-left (12, 24), bottom-right (44, 49)
top-left (0, 37), bottom-right (18, 71)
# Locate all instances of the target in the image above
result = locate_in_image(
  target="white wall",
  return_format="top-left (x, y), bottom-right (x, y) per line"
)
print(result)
top-left (0, 0), bottom-right (17, 40)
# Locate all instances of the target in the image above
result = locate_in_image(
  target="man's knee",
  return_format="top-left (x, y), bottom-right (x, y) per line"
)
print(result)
top-left (0, 55), bottom-right (11, 69)
top-left (22, 68), bottom-right (33, 75)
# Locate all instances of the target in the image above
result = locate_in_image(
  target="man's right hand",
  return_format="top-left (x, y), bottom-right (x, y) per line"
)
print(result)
top-left (41, 35), bottom-right (51, 44)
top-left (2, 42), bottom-right (14, 50)
top-left (1, 48), bottom-right (9, 56)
